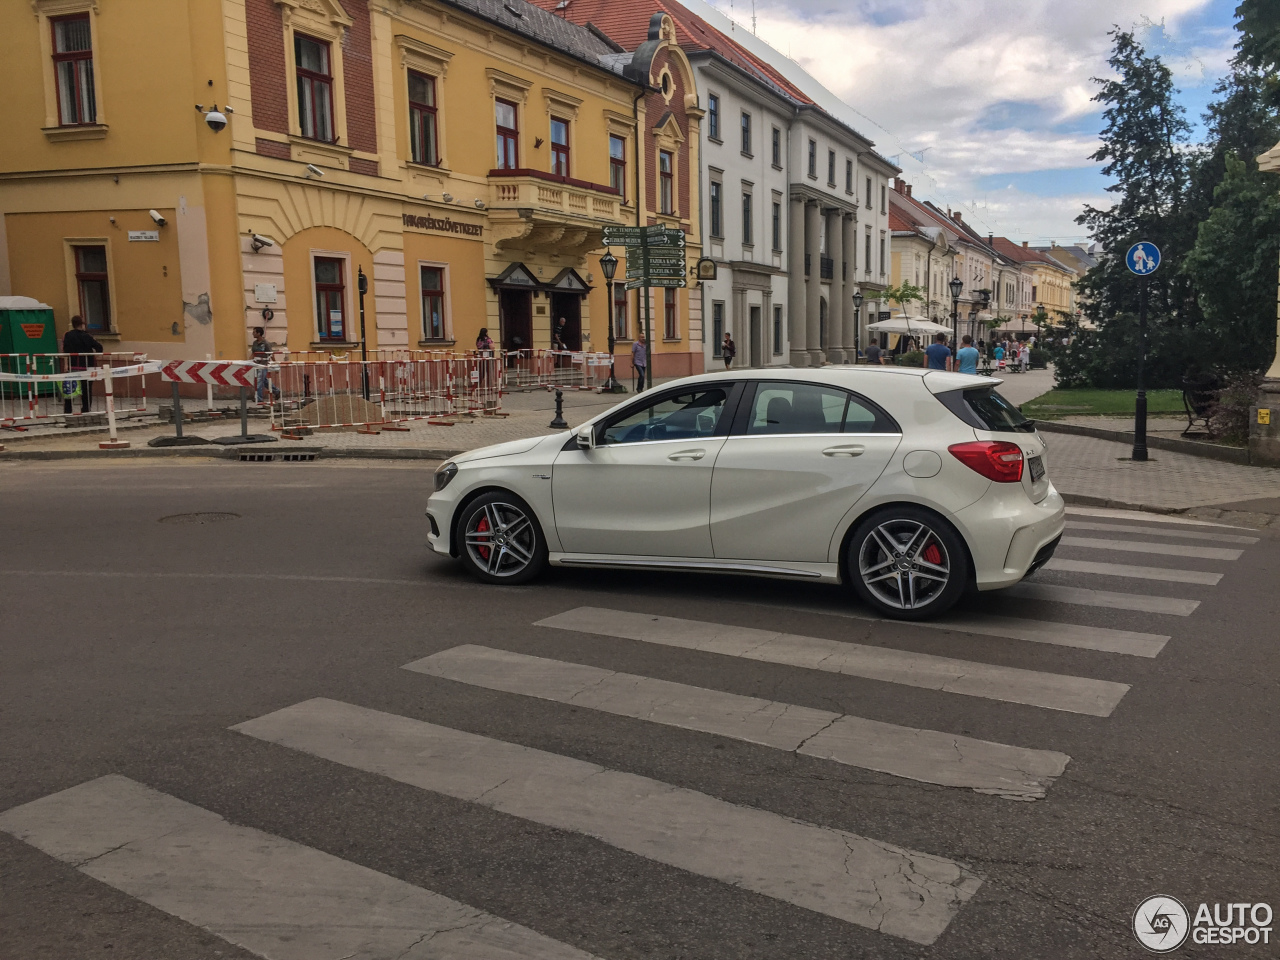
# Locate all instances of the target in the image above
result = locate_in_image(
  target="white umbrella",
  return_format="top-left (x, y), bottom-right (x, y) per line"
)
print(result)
top-left (865, 317), bottom-right (952, 335)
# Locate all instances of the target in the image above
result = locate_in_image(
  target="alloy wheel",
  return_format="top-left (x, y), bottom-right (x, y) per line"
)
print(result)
top-left (463, 501), bottom-right (537, 579)
top-left (857, 519), bottom-right (952, 611)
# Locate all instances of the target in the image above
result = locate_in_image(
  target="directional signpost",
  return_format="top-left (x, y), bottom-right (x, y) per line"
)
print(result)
top-left (1125, 241), bottom-right (1161, 462)
top-left (602, 225), bottom-right (687, 389)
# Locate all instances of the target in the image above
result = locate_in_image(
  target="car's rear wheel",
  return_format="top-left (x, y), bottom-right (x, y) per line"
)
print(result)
top-left (457, 492), bottom-right (547, 585)
top-left (846, 507), bottom-right (968, 620)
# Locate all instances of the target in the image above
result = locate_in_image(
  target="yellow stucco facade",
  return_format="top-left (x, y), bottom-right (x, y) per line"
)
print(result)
top-left (0, 0), bottom-right (701, 372)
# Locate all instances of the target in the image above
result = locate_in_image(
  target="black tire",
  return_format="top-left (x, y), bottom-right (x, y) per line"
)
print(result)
top-left (456, 491), bottom-right (548, 585)
top-left (845, 506), bottom-right (969, 620)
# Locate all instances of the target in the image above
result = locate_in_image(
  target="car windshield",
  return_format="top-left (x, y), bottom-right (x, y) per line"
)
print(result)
top-left (963, 388), bottom-right (1035, 433)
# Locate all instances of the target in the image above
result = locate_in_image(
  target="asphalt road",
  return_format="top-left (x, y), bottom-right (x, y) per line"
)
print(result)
top-left (0, 459), bottom-right (1277, 959)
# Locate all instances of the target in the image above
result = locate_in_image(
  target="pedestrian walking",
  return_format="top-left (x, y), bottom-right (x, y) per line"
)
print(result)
top-left (956, 334), bottom-right (979, 375)
top-left (476, 327), bottom-right (495, 386)
top-left (865, 340), bottom-right (884, 365)
top-left (721, 332), bottom-right (736, 370)
top-left (250, 326), bottom-right (279, 403)
top-left (993, 342), bottom-right (1006, 371)
top-left (631, 333), bottom-right (647, 392)
top-left (922, 332), bottom-right (952, 371)
top-left (1019, 342), bottom-right (1030, 373)
top-left (61, 315), bottom-right (102, 415)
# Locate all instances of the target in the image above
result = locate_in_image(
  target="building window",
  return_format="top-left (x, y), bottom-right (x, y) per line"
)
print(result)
top-left (771, 201), bottom-right (782, 251)
top-left (865, 232), bottom-right (871, 273)
top-left (740, 111), bottom-right (751, 154)
top-left (879, 236), bottom-right (886, 275)
top-left (408, 71), bottom-right (438, 166)
top-left (865, 177), bottom-right (872, 208)
top-left (707, 94), bottom-right (720, 139)
top-left (827, 150), bottom-right (836, 185)
top-left (659, 150), bottom-right (674, 214)
top-left (495, 98), bottom-right (518, 170)
top-left (1031, 284), bottom-right (1038, 301)
top-left (773, 305), bottom-right (783, 355)
top-left (709, 181), bottom-right (722, 237)
top-left (421, 266), bottom-right (445, 340)
top-left (741, 191), bottom-right (753, 245)
top-left (771, 127), bottom-right (781, 167)
top-left (881, 184), bottom-right (887, 213)
top-left (712, 301), bottom-right (724, 357)
top-left (550, 117), bottom-right (570, 176)
top-left (664, 287), bottom-right (678, 339)
top-left (52, 14), bottom-right (95, 126)
top-left (73, 246), bottom-right (109, 332)
top-left (845, 159), bottom-right (853, 193)
top-left (314, 257), bottom-right (346, 341)
top-left (807, 139), bottom-right (817, 178)
top-left (295, 34), bottom-right (334, 142)
top-left (609, 134), bottom-right (626, 198)
top-left (613, 282), bottom-right (628, 339)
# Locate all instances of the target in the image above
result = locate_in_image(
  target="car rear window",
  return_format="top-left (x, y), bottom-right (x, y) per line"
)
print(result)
top-left (938, 387), bottom-right (1035, 433)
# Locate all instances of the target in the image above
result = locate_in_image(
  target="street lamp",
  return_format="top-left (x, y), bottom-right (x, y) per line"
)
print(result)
top-left (852, 290), bottom-right (863, 362)
top-left (948, 275), bottom-right (963, 346)
top-left (598, 248), bottom-right (625, 393)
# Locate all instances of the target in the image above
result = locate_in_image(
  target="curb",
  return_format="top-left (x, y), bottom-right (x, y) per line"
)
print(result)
top-left (1037, 420), bottom-right (1252, 466)
top-left (1059, 492), bottom-right (1186, 515)
top-left (0, 445), bottom-right (463, 463)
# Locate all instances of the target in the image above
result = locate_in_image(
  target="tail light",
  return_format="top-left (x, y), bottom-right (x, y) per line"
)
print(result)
top-left (948, 440), bottom-right (1024, 482)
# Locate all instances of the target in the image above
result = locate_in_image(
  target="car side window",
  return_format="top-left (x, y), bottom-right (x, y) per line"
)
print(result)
top-left (600, 388), bottom-right (730, 445)
top-left (741, 382), bottom-right (899, 435)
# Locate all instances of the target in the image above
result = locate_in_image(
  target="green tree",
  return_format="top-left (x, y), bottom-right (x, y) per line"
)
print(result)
top-left (883, 280), bottom-right (925, 313)
top-left (1236, 0), bottom-right (1280, 107)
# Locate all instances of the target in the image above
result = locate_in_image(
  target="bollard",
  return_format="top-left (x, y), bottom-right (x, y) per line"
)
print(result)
top-left (549, 388), bottom-right (568, 429)
top-left (98, 364), bottom-right (130, 449)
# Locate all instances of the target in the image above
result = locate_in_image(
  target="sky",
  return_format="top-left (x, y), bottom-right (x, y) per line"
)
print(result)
top-left (681, 0), bottom-right (1243, 244)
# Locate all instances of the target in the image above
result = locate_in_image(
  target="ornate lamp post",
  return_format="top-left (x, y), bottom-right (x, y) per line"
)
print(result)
top-left (852, 289), bottom-right (864, 362)
top-left (598, 248), bottom-right (625, 393)
top-left (948, 275), bottom-right (963, 346)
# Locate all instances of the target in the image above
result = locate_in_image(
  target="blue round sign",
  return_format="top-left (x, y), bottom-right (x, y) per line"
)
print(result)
top-left (1126, 241), bottom-right (1161, 276)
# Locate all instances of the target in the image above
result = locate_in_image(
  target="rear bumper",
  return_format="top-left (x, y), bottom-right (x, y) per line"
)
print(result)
top-left (954, 483), bottom-right (1065, 590)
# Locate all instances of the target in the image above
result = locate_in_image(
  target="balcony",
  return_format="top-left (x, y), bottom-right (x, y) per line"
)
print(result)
top-left (803, 254), bottom-right (835, 280)
top-left (487, 168), bottom-right (623, 221)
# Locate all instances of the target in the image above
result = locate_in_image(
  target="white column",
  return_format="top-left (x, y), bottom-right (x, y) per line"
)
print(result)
top-left (842, 214), bottom-right (858, 357)
top-left (760, 289), bottom-right (773, 365)
top-left (805, 201), bottom-right (822, 365)
top-left (826, 209), bottom-right (844, 363)
top-left (787, 197), bottom-right (807, 364)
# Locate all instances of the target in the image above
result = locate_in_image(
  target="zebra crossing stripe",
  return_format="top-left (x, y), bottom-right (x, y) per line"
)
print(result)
top-left (1065, 507), bottom-right (1246, 528)
top-left (1066, 520), bottom-right (1258, 545)
top-left (233, 698), bottom-right (983, 945)
top-left (1000, 583), bottom-right (1201, 616)
top-left (536, 607), bottom-right (1130, 717)
top-left (1044, 558), bottom-right (1223, 585)
top-left (405, 645), bottom-right (1070, 800)
top-left (1060, 537), bottom-right (1244, 562)
top-left (0, 775), bottom-right (598, 960)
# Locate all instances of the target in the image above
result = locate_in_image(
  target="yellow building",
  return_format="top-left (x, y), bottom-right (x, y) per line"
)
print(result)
top-left (1026, 255), bottom-right (1075, 321)
top-left (0, 0), bottom-right (702, 375)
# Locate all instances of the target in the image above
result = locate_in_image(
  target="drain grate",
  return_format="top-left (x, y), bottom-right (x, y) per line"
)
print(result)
top-left (159, 512), bottom-right (241, 524)
top-left (238, 451), bottom-right (317, 462)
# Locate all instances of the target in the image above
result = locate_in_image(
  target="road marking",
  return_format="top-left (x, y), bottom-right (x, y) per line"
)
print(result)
top-left (1044, 558), bottom-right (1222, 585)
top-left (233, 698), bottom-right (982, 945)
top-left (0, 569), bottom-right (475, 588)
top-left (768, 602), bottom-right (1167, 658)
top-left (535, 607), bottom-right (1129, 716)
top-left (0, 775), bottom-right (597, 960)
top-left (1066, 520), bottom-right (1258, 545)
top-left (406, 645), bottom-right (1071, 800)
top-left (1061, 537), bottom-right (1243, 562)
top-left (1065, 507), bottom-right (1247, 529)
top-left (1001, 582), bottom-right (1200, 616)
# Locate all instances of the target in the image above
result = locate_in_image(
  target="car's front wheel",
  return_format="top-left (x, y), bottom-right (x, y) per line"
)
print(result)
top-left (457, 492), bottom-right (547, 584)
top-left (846, 507), bottom-right (968, 620)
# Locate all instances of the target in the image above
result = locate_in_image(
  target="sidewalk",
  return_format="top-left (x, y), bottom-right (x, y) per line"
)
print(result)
top-left (3, 368), bottom-right (1276, 526)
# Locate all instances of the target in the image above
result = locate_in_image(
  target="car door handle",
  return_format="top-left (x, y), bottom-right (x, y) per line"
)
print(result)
top-left (667, 449), bottom-right (706, 461)
top-left (822, 444), bottom-right (866, 457)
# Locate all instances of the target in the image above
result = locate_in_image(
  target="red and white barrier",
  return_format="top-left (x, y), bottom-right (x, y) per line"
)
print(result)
top-left (160, 360), bottom-right (264, 389)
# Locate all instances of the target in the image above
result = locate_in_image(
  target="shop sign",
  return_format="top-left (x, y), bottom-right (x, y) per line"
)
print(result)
top-left (402, 213), bottom-right (483, 237)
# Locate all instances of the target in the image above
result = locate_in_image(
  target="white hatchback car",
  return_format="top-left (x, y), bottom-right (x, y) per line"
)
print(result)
top-left (426, 368), bottom-right (1064, 619)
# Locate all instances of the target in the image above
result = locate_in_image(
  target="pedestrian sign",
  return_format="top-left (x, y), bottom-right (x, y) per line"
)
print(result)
top-left (1125, 242), bottom-right (1160, 276)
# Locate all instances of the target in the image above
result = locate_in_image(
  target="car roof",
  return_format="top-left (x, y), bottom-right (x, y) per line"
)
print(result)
top-left (656, 366), bottom-right (1002, 393)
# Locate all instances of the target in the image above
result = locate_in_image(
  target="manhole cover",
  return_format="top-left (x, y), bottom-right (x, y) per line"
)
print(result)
top-left (159, 512), bottom-right (241, 524)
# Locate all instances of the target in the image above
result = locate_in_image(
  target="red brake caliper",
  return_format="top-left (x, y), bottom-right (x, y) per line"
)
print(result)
top-left (476, 515), bottom-right (490, 560)
top-left (923, 543), bottom-right (943, 566)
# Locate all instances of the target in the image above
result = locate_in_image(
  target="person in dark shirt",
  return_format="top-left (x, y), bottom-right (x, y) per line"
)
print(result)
top-left (61, 315), bottom-right (103, 414)
top-left (923, 332), bottom-right (952, 371)
top-left (865, 341), bottom-right (884, 365)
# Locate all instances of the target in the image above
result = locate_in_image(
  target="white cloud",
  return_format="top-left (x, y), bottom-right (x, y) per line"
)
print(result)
top-left (680, 0), bottom-right (1223, 240)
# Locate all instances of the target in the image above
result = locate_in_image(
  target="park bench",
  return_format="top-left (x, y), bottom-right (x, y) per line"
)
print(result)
top-left (1180, 376), bottom-right (1218, 437)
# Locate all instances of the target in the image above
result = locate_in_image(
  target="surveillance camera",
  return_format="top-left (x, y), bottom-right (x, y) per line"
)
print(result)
top-left (204, 109), bottom-right (227, 133)
top-left (250, 234), bottom-right (274, 252)
top-left (474, 198), bottom-right (486, 209)
top-left (305, 164), bottom-right (325, 178)
top-left (149, 209), bottom-right (167, 227)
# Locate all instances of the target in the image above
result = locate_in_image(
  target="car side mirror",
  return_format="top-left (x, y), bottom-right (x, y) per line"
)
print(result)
top-left (575, 424), bottom-right (595, 450)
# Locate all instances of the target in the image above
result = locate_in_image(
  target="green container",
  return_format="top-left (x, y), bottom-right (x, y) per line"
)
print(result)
top-left (0, 297), bottom-right (59, 398)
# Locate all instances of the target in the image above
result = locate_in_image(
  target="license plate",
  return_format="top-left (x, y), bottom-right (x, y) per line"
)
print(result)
top-left (1028, 455), bottom-right (1045, 482)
